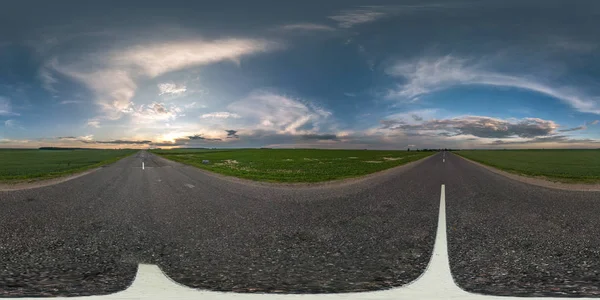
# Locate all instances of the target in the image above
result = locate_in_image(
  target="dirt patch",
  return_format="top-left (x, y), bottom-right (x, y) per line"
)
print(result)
top-left (383, 157), bottom-right (403, 161)
top-left (459, 155), bottom-right (600, 192)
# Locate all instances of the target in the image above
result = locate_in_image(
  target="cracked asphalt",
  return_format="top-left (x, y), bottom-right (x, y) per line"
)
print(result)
top-left (1, 151), bottom-right (600, 297)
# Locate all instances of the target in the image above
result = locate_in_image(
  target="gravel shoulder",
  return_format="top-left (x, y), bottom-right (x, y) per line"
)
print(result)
top-left (456, 154), bottom-right (600, 192)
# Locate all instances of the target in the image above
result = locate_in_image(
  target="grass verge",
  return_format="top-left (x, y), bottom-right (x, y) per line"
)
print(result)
top-left (151, 148), bottom-right (433, 183)
top-left (455, 149), bottom-right (600, 183)
top-left (0, 149), bottom-right (137, 182)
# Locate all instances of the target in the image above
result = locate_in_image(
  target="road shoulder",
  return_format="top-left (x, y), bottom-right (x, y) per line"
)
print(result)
top-left (0, 167), bottom-right (103, 192)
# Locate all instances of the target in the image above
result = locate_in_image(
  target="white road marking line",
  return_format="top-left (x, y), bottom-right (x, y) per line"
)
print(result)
top-left (184, 183), bottom-right (195, 189)
top-left (9, 184), bottom-right (596, 299)
top-left (443, 159), bottom-right (445, 163)
top-left (142, 162), bottom-right (145, 170)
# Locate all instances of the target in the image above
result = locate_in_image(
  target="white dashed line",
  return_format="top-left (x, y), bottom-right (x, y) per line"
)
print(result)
top-left (8, 184), bottom-right (597, 299)
top-left (142, 162), bottom-right (145, 170)
top-left (184, 184), bottom-right (195, 189)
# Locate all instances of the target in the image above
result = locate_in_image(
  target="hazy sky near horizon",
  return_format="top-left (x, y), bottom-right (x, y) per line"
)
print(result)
top-left (1, 0), bottom-right (600, 149)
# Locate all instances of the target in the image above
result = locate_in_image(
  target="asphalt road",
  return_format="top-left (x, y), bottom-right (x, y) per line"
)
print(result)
top-left (1, 151), bottom-right (599, 297)
top-left (445, 153), bottom-right (600, 297)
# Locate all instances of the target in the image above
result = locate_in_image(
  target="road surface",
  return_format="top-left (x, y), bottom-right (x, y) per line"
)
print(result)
top-left (0, 151), bottom-right (599, 297)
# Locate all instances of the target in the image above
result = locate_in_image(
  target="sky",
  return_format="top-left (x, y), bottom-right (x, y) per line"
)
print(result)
top-left (1, 0), bottom-right (600, 149)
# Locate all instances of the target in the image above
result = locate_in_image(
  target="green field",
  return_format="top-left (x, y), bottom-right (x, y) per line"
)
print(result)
top-left (0, 149), bottom-right (136, 182)
top-left (455, 150), bottom-right (600, 183)
top-left (152, 149), bottom-right (433, 183)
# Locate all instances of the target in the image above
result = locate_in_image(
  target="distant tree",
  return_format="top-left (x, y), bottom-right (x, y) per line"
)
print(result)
top-left (407, 148), bottom-right (410, 152)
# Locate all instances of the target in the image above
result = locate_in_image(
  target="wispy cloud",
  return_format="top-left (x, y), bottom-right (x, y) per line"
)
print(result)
top-left (227, 91), bottom-right (332, 135)
top-left (87, 119), bottom-right (101, 128)
top-left (200, 112), bottom-right (241, 119)
top-left (158, 82), bottom-right (187, 96)
top-left (46, 38), bottom-right (281, 120)
top-left (59, 100), bottom-right (82, 105)
top-left (4, 119), bottom-right (17, 128)
top-left (329, 8), bottom-right (386, 28)
top-left (123, 102), bottom-right (182, 124)
top-left (386, 55), bottom-right (600, 114)
top-left (329, 4), bottom-right (446, 28)
top-left (0, 97), bottom-right (19, 116)
top-left (279, 23), bottom-right (336, 31)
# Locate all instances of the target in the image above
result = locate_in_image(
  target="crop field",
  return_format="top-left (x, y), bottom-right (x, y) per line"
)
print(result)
top-left (152, 148), bottom-right (434, 182)
top-left (455, 149), bottom-right (600, 183)
top-left (0, 149), bottom-right (136, 181)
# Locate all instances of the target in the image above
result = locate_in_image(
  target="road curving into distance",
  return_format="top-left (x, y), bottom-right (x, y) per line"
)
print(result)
top-left (0, 151), bottom-right (599, 297)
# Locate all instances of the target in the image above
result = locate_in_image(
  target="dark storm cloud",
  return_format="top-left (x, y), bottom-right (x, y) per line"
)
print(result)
top-left (411, 114), bottom-right (423, 121)
top-left (225, 130), bottom-right (239, 138)
top-left (382, 116), bottom-right (558, 139)
top-left (558, 126), bottom-right (586, 132)
top-left (301, 134), bottom-right (338, 140)
top-left (187, 134), bottom-right (221, 141)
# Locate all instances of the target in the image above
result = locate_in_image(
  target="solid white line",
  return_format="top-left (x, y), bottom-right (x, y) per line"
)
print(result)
top-left (10, 184), bottom-right (597, 299)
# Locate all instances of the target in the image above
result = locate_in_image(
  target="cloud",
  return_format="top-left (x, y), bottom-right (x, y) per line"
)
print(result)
top-left (187, 134), bottom-right (221, 141)
top-left (39, 64), bottom-right (58, 93)
top-left (84, 139), bottom-right (152, 145)
top-left (411, 114), bottom-right (423, 121)
top-left (225, 130), bottom-right (239, 138)
top-left (558, 126), bottom-right (586, 132)
top-left (59, 100), bottom-right (82, 105)
top-left (301, 134), bottom-right (338, 140)
top-left (0, 97), bottom-right (18, 116)
top-left (227, 91), bottom-right (332, 135)
top-left (158, 82), bottom-right (187, 96)
top-left (4, 119), bottom-right (16, 128)
top-left (558, 120), bottom-right (600, 132)
top-left (123, 102), bottom-right (182, 124)
top-left (46, 38), bottom-right (281, 119)
top-left (386, 55), bottom-right (600, 114)
top-left (329, 8), bottom-right (387, 28)
top-left (87, 119), bottom-right (101, 128)
top-left (382, 115), bottom-right (559, 139)
top-left (279, 23), bottom-right (336, 31)
top-left (184, 102), bottom-right (205, 109)
top-left (201, 112), bottom-right (241, 119)
top-left (57, 136), bottom-right (77, 140)
top-left (328, 4), bottom-right (446, 28)
top-left (490, 135), bottom-right (600, 145)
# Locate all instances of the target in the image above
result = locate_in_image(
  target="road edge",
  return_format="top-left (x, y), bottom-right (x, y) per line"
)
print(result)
top-left (454, 153), bottom-right (600, 192)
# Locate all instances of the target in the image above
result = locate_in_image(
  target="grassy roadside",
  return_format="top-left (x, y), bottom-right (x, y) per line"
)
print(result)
top-left (0, 149), bottom-right (137, 183)
top-left (455, 150), bottom-right (600, 183)
top-left (151, 148), bottom-right (434, 183)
